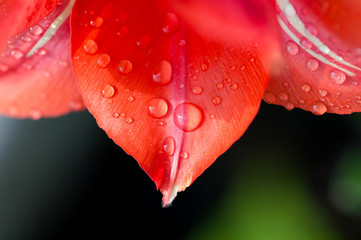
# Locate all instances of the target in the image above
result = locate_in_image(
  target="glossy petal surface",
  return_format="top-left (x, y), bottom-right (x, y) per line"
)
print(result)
top-left (266, 0), bottom-right (361, 114)
top-left (0, 1), bottom-right (83, 118)
top-left (71, 0), bottom-right (276, 205)
top-left (0, 0), bottom-right (61, 52)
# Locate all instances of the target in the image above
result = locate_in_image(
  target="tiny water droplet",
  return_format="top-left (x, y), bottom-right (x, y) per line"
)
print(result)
top-left (180, 151), bottom-right (189, 159)
top-left (10, 49), bottom-right (24, 59)
top-left (301, 84), bottom-right (311, 92)
top-left (278, 92), bottom-right (289, 102)
top-left (152, 60), bottom-right (172, 85)
top-left (305, 23), bottom-right (319, 36)
top-left (211, 96), bottom-right (222, 106)
top-left (209, 113), bottom-right (215, 119)
top-left (136, 34), bottom-right (151, 48)
top-left (329, 69), bottom-right (346, 85)
top-left (173, 102), bottom-right (203, 132)
top-left (201, 63), bottom-right (208, 71)
top-left (29, 25), bottom-right (44, 36)
top-left (127, 96), bottom-right (135, 102)
top-left (97, 54), bottom-right (111, 68)
top-left (216, 83), bottom-right (224, 90)
top-left (311, 101), bottom-right (327, 115)
top-left (285, 102), bottom-right (294, 110)
top-left (230, 83), bottom-right (238, 90)
top-left (163, 137), bottom-right (176, 156)
top-left (83, 39), bottom-right (98, 54)
top-left (318, 89), bottom-right (328, 97)
top-left (112, 112), bottom-right (120, 118)
top-left (148, 97), bottom-right (169, 118)
top-left (118, 59), bottom-right (133, 75)
top-left (300, 37), bottom-right (313, 49)
top-left (125, 116), bottom-right (134, 124)
top-left (101, 85), bottom-right (115, 98)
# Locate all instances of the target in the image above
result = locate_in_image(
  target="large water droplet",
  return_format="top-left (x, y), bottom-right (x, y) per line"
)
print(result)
top-left (306, 58), bottom-right (319, 71)
top-left (163, 137), bottom-right (176, 156)
top-left (148, 97), bottom-right (169, 118)
top-left (173, 102), bottom-right (203, 132)
top-left (101, 85), bottom-right (115, 98)
top-left (83, 39), bottom-right (98, 54)
top-left (311, 101), bottom-right (327, 115)
top-left (118, 59), bottom-right (133, 75)
top-left (97, 54), bottom-right (111, 68)
top-left (162, 12), bottom-right (179, 35)
top-left (152, 60), bottom-right (172, 85)
top-left (329, 69), bottom-right (346, 85)
top-left (286, 41), bottom-right (299, 55)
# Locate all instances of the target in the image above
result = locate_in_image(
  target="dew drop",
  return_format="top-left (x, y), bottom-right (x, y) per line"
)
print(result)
top-left (152, 60), bottom-right (172, 85)
top-left (211, 96), bottom-right (222, 106)
top-left (263, 92), bottom-right (276, 103)
top-left (173, 102), bottom-right (203, 132)
top-left (148, 97), bottom-right (169, 118)
top-left (230, 83), bottom-right (238, 90)
top-left (209, 113), bottom-right (215, 119)
top-left (216, 83), bottom-right (224, 90)
top-left (37, 48), bottom-right (47, 56)
top-left (90, 16), bottom-right (104, 28)
top-left (136, 34), bottom-right (151, 48)
top-left (118, 59), bottom-right (133, 75)
top-left (191, 86), bottom-right (203, 95)
top-left (180, 151), bottom-right (189, 159)
top-left (29, 25), bottom-right (44, 36)
top-left (125, 116), bottom-right (134, 124)
top-left (112, 112), bottom-right (120, 118)
top-left (201, 63), bottom-right (208, 71)
top-left (163, 137), bottom-right (176, 156)
top-left (10, 49), bottom-right (24, 59)
top-left (311, 101), bottom-right (327, 115)
top-left (305, 23), bottom-right (319, 36)
top-left (97, 54), bottom-right (111, 68)
top-left (300, 37), bottom-right (313, 49)
top-left (278, 92), bottom-right (289, 102)
top-left (318, 89), bottom-right (328, 97)
top-left (285, 102), bottom-right (294, 110)
top-left (101, 85), bottom-right (115, 98)
top-left (83, 39), bottom-right (98, 54)
top-left (301, 84), bottom-right (311, 92)
top-left (306, 58), bottom-right (319, 71)
top-left (127, 96), bottom-right (135, 102)
top-left (286, 41), bottom-right (299, 55)
top-left (162, 12), bottom-right (179, 35)
top-left (21, 36), bottom-right (32, 42)
top-left (329, 69), bottom-right (346, 85)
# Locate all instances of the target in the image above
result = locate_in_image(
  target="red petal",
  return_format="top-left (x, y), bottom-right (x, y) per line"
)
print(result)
top-left (265, 0), bottom-right (361, 114)
top-left (0, 0), bottom-right (61, 52)
top-left (0, 1), bottom-right (83, 119)
top-left (71, 0), bottom-right (275, 205)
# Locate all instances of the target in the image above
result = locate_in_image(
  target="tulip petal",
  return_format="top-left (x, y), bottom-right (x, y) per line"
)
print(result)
top-left (265, 0), bottom-right (361, 115)
top-left (71, 0), bottom-right (276, 205)
top-left (0, 0), bottom-right (61, 52)
top-left (0, 1), bottom-right (83, 119)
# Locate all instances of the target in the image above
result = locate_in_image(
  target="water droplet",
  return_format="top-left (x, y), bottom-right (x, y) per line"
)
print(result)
top-left (173, 102), bottom-right (203, 132)
top-left (305, 23), bottom-right (319, 36)
top-left (90, 16), bottom-right (104, 28)
top-left (318, 89), bottom-right (328, 97)
top-left (230, 65), bottom-right (236, 71)
top-left (29, 110), bottom-right (41, 120)
top-left (116, 26), bottom-right (129, 37)
top-left (127, 96), bottom-right (135, 102)
top-left (10, 49), bottom-right (24, 59)
top-left (152, 60), bottom-right (172, 85)
top-left (162, 12), bottom-right (179, 35)
top-left (216, 83), bottom-right (224, 90)
top-left (329, 69), bottom-right (346, 85)
top-left (163, 137), bottom-right (176, 156)
top-left (29, 25), bottom-right (44, 36)
top-left (21, 36), bottom-right (32, 42)
top-left (97, 54), bottom-right (111, 68)
top-left (191, 86), bottom-right (203, 95)
top-left (278, 92), bottom-right (289, 102)
top-left (112, 112), bottom-right (120, 118)
top-left (179, 40), bottom-right (186, 46)
top-left (301, 84), bottom-right (311, 92)
top-left (101, 85), bottom-right (115, 98)
top-left (118, 59), bottom-right (133, 75)
top-left (286, 41), bottom-right (299, 55)
top-left (306, 58), bottom-right (319, 71)
top-left (209, 113), bottom-right (215, 119)
top-left (83, 39), bottom-right (98, 54)
top-left (285, 102), bottom-right (294, 110)
top-left (311, 101), bottom-right (327, 115)
top-left (148, 97), bottom-right (169, 118)
top-left (300, 37), bottom-right (313, 49)
top-left (156, 120), bottom-right (166, 126)
top-left (180, 151), bottom-right (189, 159)
top-left (136, 34), bottom-right (151, 48)
top-left (201, 63), bottom-right (208, 71)
top-left (37, 48), bottom-right (47, 56)
top-left (125, 116), bottom-right (134, 124)
top-left (211, 96), bottom-right (222, 106)
top-left (319, 45), bottom-right (330, 54)
top-left (263, 92), bottom-right (276, 103)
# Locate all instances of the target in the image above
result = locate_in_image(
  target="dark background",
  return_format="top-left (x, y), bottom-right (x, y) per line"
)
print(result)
top-left (0, 102), bottom-right (360, 240)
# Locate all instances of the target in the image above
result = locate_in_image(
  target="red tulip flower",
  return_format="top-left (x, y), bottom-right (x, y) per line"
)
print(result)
top-left (1, 0), bottom-right (360, 206)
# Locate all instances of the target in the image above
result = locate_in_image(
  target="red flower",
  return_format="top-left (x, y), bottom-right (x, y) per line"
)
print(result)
top-left (0, 0), bottom-right (360, 206)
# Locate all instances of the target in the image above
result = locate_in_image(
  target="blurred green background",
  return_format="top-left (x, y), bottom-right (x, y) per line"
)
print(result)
top-left (0, 102), bottom-right (360, 239)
